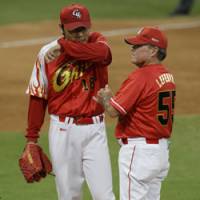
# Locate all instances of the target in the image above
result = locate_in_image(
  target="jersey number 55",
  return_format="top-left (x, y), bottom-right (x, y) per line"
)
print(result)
top-left (157, 90), bottom-right (176, 126)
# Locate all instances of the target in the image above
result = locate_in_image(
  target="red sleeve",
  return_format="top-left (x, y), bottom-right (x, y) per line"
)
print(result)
top-left (110, 71), bottom-right (146, 115)
top-left (25, 95), bottom-right (47, 142)
top-left (58, 32), bottom-right (112, 65)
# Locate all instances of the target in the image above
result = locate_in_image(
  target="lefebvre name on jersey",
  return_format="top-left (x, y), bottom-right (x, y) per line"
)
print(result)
top-left (156, 73), bottom-right (175, 88)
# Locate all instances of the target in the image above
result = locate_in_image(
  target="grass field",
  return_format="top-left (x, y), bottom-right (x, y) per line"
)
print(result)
top-left (0, 115), bottom-right (200, 200)
top-left (1, 0), bottom-right (200, 25)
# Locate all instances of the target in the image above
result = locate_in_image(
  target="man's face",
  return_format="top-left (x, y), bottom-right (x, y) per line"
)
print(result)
top-left (62, 26), bottom-right (90, 43)
top-left (130, 44), bottom-right (158, 67)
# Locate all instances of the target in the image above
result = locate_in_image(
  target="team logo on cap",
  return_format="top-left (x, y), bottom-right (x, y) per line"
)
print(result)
top-left (72, 9), bottom-right (82, 19)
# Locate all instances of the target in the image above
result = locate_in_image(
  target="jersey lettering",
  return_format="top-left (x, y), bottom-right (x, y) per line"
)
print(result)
top-left (52, 62), bottom-right (87, 92)
top-left (156, 73), bottom-right (175, 88)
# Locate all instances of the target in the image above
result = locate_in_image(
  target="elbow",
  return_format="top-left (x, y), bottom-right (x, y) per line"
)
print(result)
top-left (98, 44), bottom-right (112, 64)
top-left (104, 49), bottom-right (112, 65)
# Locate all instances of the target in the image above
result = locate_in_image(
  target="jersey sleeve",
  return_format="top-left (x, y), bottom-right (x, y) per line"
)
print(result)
top-left (26, 47), bottom-right (48, 99)
top-left (110, 71), bottom-right (146, 115)
top-left (26, 96), bottom-right (47, 142)
top-left (58, 32), bottom-right (112, 65)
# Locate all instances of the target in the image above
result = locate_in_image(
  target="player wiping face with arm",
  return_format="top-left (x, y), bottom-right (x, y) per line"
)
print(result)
top-left (23, 4), bottom-right (116, 200)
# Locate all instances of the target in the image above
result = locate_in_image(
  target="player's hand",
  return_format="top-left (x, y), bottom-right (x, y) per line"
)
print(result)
top-left (93, 89), bottom-right (103, 104)
top-left (93, 85), bottom-right (113, 105)
top-left (45, 44), bottom-right (61, 63)
top-left (94, 85), bottom-right (119, 117)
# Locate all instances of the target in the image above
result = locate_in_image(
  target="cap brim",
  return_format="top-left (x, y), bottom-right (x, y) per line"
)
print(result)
top-left (125, 36), bottom-right (149, 45)
top-left (63, 21), bottom-right (91, 31)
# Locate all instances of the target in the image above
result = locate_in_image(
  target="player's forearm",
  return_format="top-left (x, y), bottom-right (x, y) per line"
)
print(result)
top-left (26, 96), bottom-right (47, 143)
top-left (58, 38), bottom-right (112, 64)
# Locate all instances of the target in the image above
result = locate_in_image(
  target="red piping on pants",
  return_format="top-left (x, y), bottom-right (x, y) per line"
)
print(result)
top-left (128, 145), bottom-right (136, 200)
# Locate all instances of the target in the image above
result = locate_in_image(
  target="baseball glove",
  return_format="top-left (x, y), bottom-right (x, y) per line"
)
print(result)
top-left (19, 142), bottom-right (52, 183)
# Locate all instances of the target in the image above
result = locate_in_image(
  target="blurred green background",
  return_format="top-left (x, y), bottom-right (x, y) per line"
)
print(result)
top-left (0, 0), bottom-right (200, 25)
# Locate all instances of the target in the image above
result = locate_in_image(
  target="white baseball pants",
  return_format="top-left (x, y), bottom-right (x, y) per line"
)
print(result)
top-left (48, 115), bottom-right (115, 200)
top-left (118, 138), bottom-right (170, 200)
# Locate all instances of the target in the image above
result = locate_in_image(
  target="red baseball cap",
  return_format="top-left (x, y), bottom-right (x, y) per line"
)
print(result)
top-left (125, 26), bottom-right (168, 49)
top-left (60, 4), bottom-right (91, 31)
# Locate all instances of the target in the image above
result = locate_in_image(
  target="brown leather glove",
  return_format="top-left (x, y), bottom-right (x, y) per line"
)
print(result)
top-left (19, 142), bottom-right (52, 183)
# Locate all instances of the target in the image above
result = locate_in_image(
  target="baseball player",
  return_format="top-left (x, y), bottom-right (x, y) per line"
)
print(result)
top-left (25, 4), bottom-right (115, 200)
top-left (94, 27), bottom-right (176, 200)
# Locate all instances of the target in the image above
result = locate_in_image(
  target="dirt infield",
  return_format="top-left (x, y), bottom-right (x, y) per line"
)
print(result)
top-left (0, 18), bottom-right (199, 132)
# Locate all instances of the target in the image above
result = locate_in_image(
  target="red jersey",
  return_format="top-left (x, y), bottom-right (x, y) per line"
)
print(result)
top-left (27, 32), bottom-right (112, 117)
top-left (110, 64), bottom-right (176, 140)
top-left (26, 32), bottom-right (111, 141)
